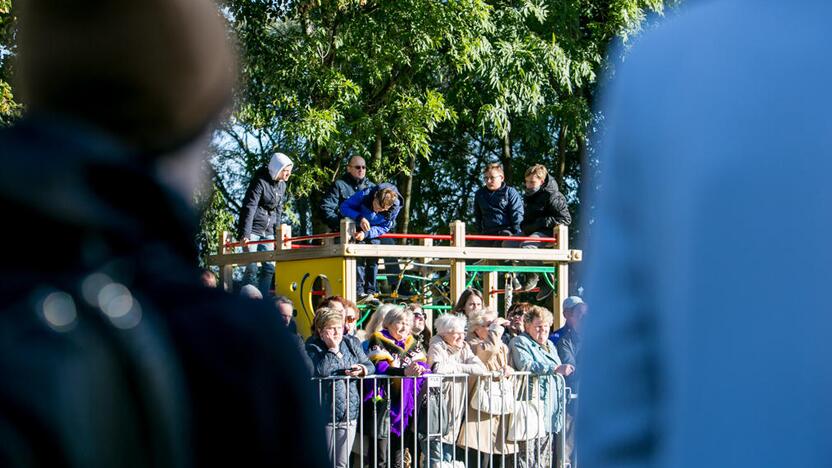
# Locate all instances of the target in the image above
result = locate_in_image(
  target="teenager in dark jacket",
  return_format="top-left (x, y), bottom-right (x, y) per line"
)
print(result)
top-left (474, 163), bottom-right (524, 247)
top-left (306, 307), bottom-right (374, 468)
top-left (238, 152), bottom-right (293, 296)
top-left (340, 183), bottom-right (403, 299)
top-left (519, 164), bottom-right (572, 298)
top-left (0, 1), bottom-right (327, 466)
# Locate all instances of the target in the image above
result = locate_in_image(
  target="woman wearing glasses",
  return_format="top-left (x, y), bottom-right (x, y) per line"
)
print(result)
top-left (404, 303), bottom-right (432, 348)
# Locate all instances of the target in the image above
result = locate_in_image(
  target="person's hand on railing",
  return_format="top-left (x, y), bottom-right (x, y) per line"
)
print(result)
top-left (404, 362), bottom-right (425, 377)
top-left (353, 231), bottom-right (366, 242)
top-left (501, 366), bottom-right (514, 377)
top-left (344, 364), bottom-right (367, 378)
top-left (555, 364), bottom-right (575, 376)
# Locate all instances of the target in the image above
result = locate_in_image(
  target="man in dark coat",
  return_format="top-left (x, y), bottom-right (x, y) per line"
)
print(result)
top-left (320, 156), bottom-right (375, 232)
top-left (0, 1), bottom-right (328, 466)
top-left (519, 164), bottom-right (572, 299)
top-left (238, 152), bottom-right (293, 296)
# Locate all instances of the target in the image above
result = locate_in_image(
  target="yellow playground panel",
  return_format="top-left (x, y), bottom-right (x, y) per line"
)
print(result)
top-left (275, 256), bottom-right (346, 337)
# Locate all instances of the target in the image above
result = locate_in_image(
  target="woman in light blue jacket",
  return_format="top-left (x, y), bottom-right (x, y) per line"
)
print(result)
top-left (509, 306), bottom-right (574, 468)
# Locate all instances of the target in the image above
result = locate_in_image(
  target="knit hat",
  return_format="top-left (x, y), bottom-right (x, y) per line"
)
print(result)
top-left (268, 153), bottom-right (293, 180)
top-left (16, 0), bottom-right (236, 154)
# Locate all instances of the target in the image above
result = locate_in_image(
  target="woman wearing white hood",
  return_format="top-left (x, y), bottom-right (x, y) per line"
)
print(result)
top-left (238, 152), bottom-right (293, 296)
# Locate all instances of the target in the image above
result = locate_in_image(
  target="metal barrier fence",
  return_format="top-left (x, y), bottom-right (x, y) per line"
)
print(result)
top-left (313, 372), bottom-right (568, 468)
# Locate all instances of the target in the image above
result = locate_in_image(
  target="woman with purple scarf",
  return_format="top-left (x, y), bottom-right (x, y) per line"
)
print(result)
top-left (365, 306), bottom-right (429, 468)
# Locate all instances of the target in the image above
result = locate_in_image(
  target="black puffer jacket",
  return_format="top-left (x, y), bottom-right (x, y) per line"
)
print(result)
top-left (320, 173), bottom-right (376, 231)
top-left (0, 118), bottom-right (328, 468)
top-left (306, 335), bottom-right (375, 422)
top-left (237, 166), bottom-right (287, 239)
top-left (521, 175), bottom-right (571, 235)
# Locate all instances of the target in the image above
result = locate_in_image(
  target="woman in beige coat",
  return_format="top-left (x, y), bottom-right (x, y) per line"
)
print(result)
top-left (457, 309), bottom-right (517, 467)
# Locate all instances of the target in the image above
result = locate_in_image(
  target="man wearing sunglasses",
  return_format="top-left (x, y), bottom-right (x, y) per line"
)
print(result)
top-left (320, 157), bottom-right (410, 296)
top-left (321, 156), bottom-right (374, 233)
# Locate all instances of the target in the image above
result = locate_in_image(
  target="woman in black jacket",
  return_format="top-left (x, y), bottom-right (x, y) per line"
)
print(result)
top-left (237, 152), bottom-right (293, 296)
top-left (307, 307), bottom-right (375, 468)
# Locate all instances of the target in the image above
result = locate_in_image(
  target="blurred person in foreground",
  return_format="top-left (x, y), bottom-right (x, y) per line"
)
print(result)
top-left (581, 2), bottom-right (832, 467)
top-left (0, 0), bottom-right (327, 466)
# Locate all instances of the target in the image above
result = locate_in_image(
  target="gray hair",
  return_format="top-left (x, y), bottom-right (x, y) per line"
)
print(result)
top-left (468, 308), bottom-right (497, 329)
top-left (240, 284), bottom-right (262, 300)
top-left (365, 303), bottom-right (400, 335)
top-left (274, 295), bottom-right (293, 307)
top-left (381, 305), bottom-right (412, 330)
top-left (435, 314), bottom-right (466, 336)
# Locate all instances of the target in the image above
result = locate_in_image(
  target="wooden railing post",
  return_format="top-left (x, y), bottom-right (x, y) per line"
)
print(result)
top-left (277, 223), bottom-right (292, 251)
top-left (419, 237), bottom-right (434, 329)
top-left (341, 218), bottom-right (357, 302)
top-left (220, 230), bottom-right (234, 292)
top-left (553, 224), bottom-right (570, 328)
top-left (449, 220), bottom-right (467, 308)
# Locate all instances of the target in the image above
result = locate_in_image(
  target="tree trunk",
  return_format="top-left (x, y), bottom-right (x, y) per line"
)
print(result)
top-left (373, 131), bottom-right (383, 173)
top-left (310, 146), bottom-right (333, 234)
top-left (400, 154), bottom-right (416, 234)
top-left (501, 131), bottom-right (513, 180)
top-left (297, 195), bottom-right (311, 236)
top-left (556, 125), bottom-right (568, 188)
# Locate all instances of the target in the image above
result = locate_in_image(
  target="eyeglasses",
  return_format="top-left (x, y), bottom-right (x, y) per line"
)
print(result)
top-left (345, 315), bottom-right (357, 323)
top-left (350, 165), bottom-right (366, 170)
top-left (413, 313), bottom-right (426, 319)
top-left (484, 175), bottom-right (503, 181)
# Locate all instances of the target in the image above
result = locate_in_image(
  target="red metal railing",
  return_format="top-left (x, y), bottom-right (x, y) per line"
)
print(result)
top-left (465, 234), bottom-right (557, 243)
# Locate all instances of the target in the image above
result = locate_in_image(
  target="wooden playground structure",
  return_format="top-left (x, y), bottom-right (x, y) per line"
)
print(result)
top-left (208, 219), bottom-right (583, 337)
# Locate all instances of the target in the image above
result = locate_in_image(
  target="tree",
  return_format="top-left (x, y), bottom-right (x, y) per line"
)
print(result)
top-left (0, 0), bottom-right (20, 126)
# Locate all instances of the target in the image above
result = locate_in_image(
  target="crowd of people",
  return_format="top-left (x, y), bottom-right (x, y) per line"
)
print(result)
top-left (237, 154), bottom-right (571, 302)
top-left (280, 292), bottom-right (588, 468)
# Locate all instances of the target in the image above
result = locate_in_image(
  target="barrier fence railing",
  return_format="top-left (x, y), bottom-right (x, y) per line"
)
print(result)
top-left (312, 372), bottom-right (568, 468)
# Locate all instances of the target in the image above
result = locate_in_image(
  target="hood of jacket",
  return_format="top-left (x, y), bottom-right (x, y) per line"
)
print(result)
top-left (267, 152), bottom-right (293, 180)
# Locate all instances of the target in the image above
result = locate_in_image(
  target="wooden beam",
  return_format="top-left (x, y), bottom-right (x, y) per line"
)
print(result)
top-left (220, 230), bottom-right (233, 292)
top-left (449, 221), bottom-right (467, 308)
top-left (483, 270), bottom-right (499, 311)
top-left (341, 243), bottom-right (581, 262)
top-left (553, 224), bottom-right (570, 329)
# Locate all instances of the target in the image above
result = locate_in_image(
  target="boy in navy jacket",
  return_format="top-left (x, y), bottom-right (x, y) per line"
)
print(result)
top-left (474, 162), bottom-right (524, 246)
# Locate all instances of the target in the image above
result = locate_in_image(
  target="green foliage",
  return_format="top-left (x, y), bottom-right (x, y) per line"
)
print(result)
top-left (205, 0), bottom-right (676, 252)
top-left (196, 182), bottom-right (237, 268)
top-left (0, 0), bottom-right (19, 126)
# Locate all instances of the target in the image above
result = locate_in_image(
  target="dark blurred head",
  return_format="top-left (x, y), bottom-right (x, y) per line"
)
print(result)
top-left (200, 270), bottom-right (218, 288)
top-left (16, 0), bottom-right (236, 154)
